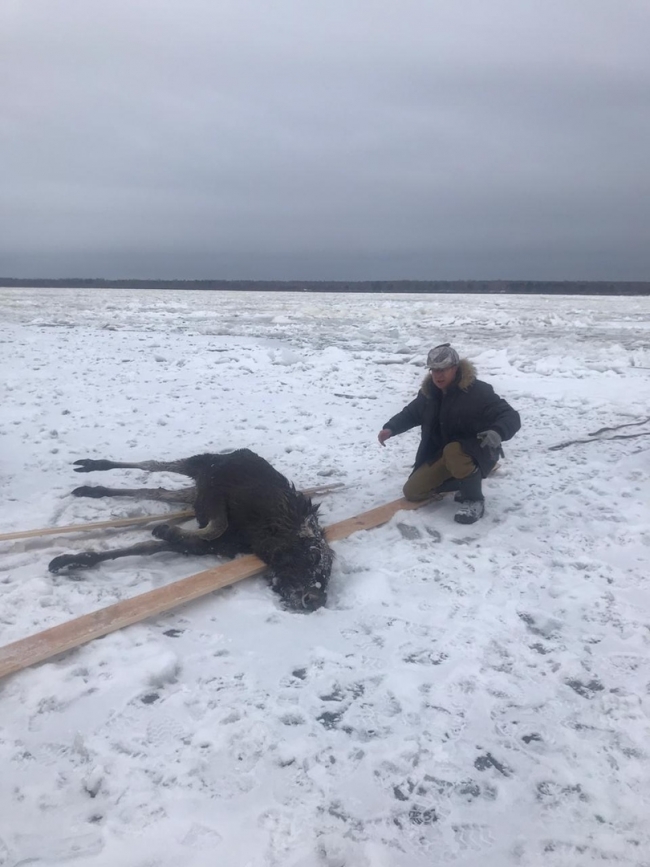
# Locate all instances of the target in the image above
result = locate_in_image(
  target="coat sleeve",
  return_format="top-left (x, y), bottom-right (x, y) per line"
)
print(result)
top-left (383, 392), bottom-right (426, 435)
top-left (479, 387), bottom-right (521, 442)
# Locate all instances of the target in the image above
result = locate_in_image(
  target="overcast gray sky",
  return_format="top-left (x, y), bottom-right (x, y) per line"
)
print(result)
top-left (1, 0), bottom-right (649, 280)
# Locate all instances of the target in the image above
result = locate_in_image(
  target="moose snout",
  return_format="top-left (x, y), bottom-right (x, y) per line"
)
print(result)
top-left (300, 586), bottom-right (327, 612)
top-left (277, 581), bottom-right (327, 613)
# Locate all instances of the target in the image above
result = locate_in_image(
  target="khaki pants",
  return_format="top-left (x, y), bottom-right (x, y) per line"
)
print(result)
top-left (403, 442), bottom-right (476, 501)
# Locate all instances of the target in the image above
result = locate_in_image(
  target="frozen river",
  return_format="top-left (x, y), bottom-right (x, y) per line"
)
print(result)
top-left (1, 288), bottom-right (649, 867)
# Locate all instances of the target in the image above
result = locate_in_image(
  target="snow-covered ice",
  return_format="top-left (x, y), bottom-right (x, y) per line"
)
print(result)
top-left (1, 287), bottom-right (649, 866)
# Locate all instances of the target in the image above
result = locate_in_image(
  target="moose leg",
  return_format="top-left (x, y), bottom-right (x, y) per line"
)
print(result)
top-left (73, 458), bottom-right (194, 475)
top-left (151, 523), bottom-right (245, 558)
top-left (152, 509), bottom-right (228, 549)
top-left (71, 484), bottom-right (196, 504)
top-left (48, 540), bottom-right (174, 573)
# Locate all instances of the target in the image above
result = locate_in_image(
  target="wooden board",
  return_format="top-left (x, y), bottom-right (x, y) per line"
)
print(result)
top-left (0, 495), bottom-right (433, 680)
top-left (324, 495), bottom-right (434, 541)
top-left (0, 510), bottom-right (195, 543)
top-left (0, 482), bottom-right (345, 543)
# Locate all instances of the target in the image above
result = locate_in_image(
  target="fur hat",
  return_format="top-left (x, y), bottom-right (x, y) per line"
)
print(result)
top-left (426, 343), bottom-right (460, 370)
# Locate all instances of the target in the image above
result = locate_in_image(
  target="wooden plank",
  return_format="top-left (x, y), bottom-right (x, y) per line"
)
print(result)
top-left (0, 482), bottom-right (345, 543)
top-left (0, 510), bottom-right (195, 543)
top-left (0, 494), bottom-right (433, 680)
top-left (324, 496), bottom-right (434, 541)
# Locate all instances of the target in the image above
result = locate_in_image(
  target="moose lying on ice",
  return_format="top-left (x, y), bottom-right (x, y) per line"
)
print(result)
top-left (48, 449), bottom-right (334, 612)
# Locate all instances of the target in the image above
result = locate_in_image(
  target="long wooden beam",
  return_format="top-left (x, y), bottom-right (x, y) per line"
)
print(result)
top-left (0, 510), bottom-right (195, 543)
top-left (0, 495), bottom-right (433, 680)
top-left (0, 482), bottom-right (345, 543)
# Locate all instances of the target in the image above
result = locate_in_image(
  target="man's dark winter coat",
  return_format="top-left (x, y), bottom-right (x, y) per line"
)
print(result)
top-left (383, 359), bottom-right (521, 477)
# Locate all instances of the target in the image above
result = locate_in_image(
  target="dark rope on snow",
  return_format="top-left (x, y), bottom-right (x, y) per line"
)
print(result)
top-left (549, 431), bottom-right (650, 451)
top-left (588, 416), bottom-right (650, 437)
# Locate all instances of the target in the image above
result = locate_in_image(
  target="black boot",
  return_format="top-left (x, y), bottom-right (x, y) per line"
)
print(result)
top-left (454, 470), bottom-right (485, 524)
top-left (434, 477), bottom-right (462, 495)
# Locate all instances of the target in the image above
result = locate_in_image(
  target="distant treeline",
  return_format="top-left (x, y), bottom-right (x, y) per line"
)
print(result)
top-left (0, 278), bottom-right (648, 295)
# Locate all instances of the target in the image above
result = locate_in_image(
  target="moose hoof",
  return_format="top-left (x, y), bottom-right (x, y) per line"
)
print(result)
top-left (72, 485), bottom-right (110, 498)
top-left (73, 459), bottom-right (113, 473)
top-left (152, 523), bottom-right (173, 541)
top-left (49, 552), bottom-right (99, 573)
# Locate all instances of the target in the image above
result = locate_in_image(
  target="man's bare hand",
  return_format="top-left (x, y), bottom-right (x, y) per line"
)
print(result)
top-left (378, 428), bottom-right (393, 447)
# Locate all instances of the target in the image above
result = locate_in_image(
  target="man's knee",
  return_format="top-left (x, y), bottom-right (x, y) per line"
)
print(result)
top-left (403, 457), bottom-right (450, 501)
top-left (402, 478), bottom-right (431, 502)
top-left (442, 442), bottom-right (476, 479)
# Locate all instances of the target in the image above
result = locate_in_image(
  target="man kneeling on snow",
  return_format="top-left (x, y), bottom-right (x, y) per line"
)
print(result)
top-left (377, 343), bottom-right (521, 524)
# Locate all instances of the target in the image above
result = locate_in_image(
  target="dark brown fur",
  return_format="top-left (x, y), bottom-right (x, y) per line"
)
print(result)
top-left (49, 449), bottom-right (333, 611)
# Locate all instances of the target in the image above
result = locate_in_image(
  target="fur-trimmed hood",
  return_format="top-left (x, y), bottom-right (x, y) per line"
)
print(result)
top-left (420, 358), bottom-right (477, 398)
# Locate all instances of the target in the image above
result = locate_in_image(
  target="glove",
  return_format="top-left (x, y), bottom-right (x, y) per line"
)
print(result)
top-left (478, 430), bottom-right (502, 451)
